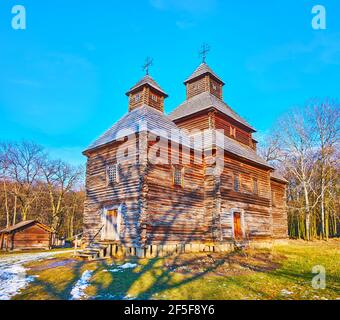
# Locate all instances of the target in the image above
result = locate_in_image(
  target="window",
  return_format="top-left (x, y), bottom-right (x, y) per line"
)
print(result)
top-left (107, 164), bottom-right (119, 185)
top-left (134, 93), bottom-right (141, 103)
top-left (173, 166), bottom-right (183, 187)
top-left (253, 178), bottom-right (258, 195)
top-left (234, 174), bottom-right (240, 192)
top-left (212, 84), bottom-right (217, 90)
top-left (151, 94), bottom-right (158, 102)
top-left (230, 127), bottom-right (236, 138)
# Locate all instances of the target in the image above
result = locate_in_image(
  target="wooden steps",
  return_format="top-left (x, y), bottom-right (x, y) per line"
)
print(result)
top-left (76, 243), bottom-right (109, 261)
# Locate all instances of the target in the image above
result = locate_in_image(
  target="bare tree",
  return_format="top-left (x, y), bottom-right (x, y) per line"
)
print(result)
top-left (275, 108), bottom-right (317, 240)
top-left (308, 98), bottom-right (340, 239)
top-left (258, 131), bottom-right (283, 165)
top-left (42, 159), bottom-right (83, 234)
top-left (261, 98), bottom-right (340, 240)
top-left (0, 143), bottom-right (11, 227)
top-left (6, 141), bottom-right (45, 221)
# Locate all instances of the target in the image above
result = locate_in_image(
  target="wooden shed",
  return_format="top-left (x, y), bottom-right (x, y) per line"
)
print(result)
top-left (0, 220), bottom-right (53, 251)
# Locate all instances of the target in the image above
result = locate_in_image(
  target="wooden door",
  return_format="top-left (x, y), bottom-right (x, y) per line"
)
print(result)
top-left (102, 209), bottom-right (120, 241)
top-left (233, 212), bottom-right (243, 240)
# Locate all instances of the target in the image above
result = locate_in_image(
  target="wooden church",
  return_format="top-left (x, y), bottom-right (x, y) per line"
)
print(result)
top-left (81, 54), bottom-right (288, 258)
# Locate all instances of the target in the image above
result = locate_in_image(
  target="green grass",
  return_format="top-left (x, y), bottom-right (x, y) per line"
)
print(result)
top-left (13, 240), bottom-right (340, 300)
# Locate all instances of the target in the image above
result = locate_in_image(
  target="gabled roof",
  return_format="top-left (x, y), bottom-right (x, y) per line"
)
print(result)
top-left (193, 130), bottom-right (273, 169)
top-left (184, 62), bottom-right (225, 85)
top-left (168, 91), bottom-right (255, 131)
top-left (0, 220), bottom-right (52, 234)
top-left (126, 75), bottom-right (168, 97)
top-left (223, 135), bottom-right (272, 168)
top-left (84, 105), bottom-right (186, 152)
top-left (84, 106), bottom-right (271, 168)
top-left (271, 171), bottom-right (288, 184)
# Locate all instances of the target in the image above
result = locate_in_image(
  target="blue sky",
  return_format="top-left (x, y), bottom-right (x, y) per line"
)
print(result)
top-left (0, 0), bottom-right (339, 165)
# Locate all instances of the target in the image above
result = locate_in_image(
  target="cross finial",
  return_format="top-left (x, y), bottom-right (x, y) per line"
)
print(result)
top-left (199, 43), bottom-right (210, 63)
top-left (142, 57), bottom-right (153, 75)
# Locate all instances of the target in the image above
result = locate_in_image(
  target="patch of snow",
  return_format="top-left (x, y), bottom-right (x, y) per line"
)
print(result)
top-left (281, 289), bottom-right (293, 296)
top-left (107, 263), bottom-right (138, 273)
top-left (119, 263), bottom-right (137, 269)
top-left (0, 250), bottom-right (69, 300)
top-left (70, 270), bottom-right (93, 300)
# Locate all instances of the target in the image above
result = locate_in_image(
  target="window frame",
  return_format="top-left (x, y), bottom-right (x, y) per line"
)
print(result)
top-left (151, 94), bottom-right (158, 102)
top-left (173, 166), bottom-right (184, 188)
top-left (134, 93), bottom-right (141, 103)
top-left (106, 163), bottom-right (119, 186)
top-left (233, 173), bottom-right (240, 193)
top-left (252, 177), bottom-right (258, 195)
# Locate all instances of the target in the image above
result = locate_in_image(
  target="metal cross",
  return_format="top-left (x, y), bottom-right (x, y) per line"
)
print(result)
top-left (142, 57), bottom-right (153, 75)
top-left (199, 43), bottom-right (210, 63)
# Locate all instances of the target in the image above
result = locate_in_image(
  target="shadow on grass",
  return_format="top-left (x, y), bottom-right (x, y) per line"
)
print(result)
top-left (15, 260), bottom-right (85, 300)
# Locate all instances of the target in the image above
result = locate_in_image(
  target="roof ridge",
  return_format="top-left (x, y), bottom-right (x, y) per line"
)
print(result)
top-left (168, 91), bottom-right (255, 131)
top-left (184, 62), bottom-right (224, 84)
top-left (126, 74), bottom-right (168, 97)
top-left (84, 104), bottom-right (180, 152)
top-left (208, 93), bottom-right (254, 129)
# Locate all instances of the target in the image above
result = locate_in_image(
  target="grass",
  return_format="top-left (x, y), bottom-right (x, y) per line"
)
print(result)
top-left (12, 240), bottom-right (340, 300)
top-left (0, 248), bottom-right (73, 256)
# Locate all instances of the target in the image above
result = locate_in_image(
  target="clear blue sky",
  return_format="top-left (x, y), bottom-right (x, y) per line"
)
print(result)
top-left (0, 0), bottom-right (339, 165)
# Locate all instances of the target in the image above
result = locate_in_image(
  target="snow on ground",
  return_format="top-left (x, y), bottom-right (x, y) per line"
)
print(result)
top-left (0, 250), bottom-right (70, 300)
top-left (70, 270), bottom-right (93, 300)
top-left (119, 263), bottom-right (137, 269)
top-left (103, 262), bottom-right (138, 273)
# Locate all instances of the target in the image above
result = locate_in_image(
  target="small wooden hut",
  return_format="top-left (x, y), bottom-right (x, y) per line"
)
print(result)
top-left (0, 220), bottom-right (53, 251)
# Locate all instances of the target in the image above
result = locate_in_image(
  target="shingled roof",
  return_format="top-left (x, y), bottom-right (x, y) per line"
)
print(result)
top-left (271, 171), bottom-right (288, 183)
top-left (184, 62), bottom-right (225, 84)
top-left (0, 220), bottom-right (52, 234)
top-left (84, 105), bottom-right (187, 152)
top-left (126, 75), bottom-right (168, 97)
top-left (223, 135), bottom-right (272, 168)
top-left (84, 104), bottom-right (271, 168)
top-left (168, 91), bottom-right (255, 131)
top-left (192, 130), bottom-right (272, 169)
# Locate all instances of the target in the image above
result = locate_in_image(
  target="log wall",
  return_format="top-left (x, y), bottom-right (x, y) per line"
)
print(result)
top-left (271, 180), bottom-right (288, 239)
top-left (219, 154), bottom-right (273, 240)
top-left (83, 136), bottom-right (288, 249)
top-left (83, 137), bottom-right (144, 246)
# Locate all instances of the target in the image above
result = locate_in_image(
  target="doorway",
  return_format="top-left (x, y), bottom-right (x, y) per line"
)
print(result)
top-left (102, 207), bottom-right (121, 241)
top-left (233, 212), bottom-right (243, 240)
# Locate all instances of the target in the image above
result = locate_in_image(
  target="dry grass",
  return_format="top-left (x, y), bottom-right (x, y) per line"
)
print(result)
top-left (12, 239), bottom-right (340, 300)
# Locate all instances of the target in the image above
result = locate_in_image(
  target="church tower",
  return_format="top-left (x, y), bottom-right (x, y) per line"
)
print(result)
top-left (184, 44), bottom-right (224, 100)
top-left (126, 58), bottom-right (168, 113)
top-left (184, 62), bottom-right (224, 100)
